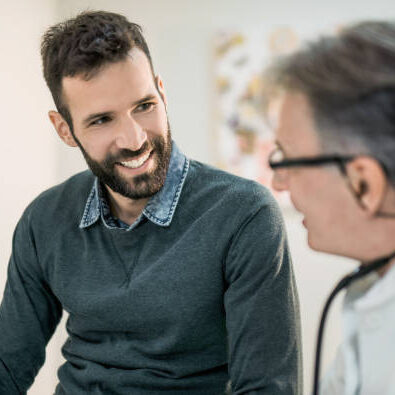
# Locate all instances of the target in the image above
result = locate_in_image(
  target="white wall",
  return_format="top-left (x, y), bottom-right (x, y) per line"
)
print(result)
top-left (0, 0), bottom-right (57, 259)
top-left (0, 2), bottom-right (61, 393)
top-left (1, 1), bottom-right (393, 394)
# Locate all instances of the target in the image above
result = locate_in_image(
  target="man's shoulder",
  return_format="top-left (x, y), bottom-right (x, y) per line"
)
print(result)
top-left (178, 159), bottom-right (280, 227)
top-left (23, 170), bottom-right (94, 225)
top-left (179, 160), bottom-right (287, 259)
top-left (32, 169), bottom-right (93, 206)
top-left (186, 159), bottom-right (274, 206)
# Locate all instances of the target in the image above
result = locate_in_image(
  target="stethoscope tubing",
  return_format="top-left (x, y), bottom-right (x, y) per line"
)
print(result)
top-left (312, 252), bottom-right (395, 395)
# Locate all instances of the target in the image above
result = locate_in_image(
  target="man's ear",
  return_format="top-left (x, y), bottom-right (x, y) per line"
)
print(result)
top-left (155, 75), bottom-right (167, 107)
top-left (48, 110), bottom-right (78, 147)
top-left (347, 156), bottom-right (387, 214)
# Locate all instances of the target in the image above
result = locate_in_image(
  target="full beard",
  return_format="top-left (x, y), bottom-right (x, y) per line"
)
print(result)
top-left (78, 128), bottom-right (172, 200)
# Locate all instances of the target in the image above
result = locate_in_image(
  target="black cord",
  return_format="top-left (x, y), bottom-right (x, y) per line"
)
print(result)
top-left (312, 251), bottom-right (395, 395)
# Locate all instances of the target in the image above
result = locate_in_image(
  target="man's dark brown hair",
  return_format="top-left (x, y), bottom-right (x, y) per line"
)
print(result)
top-left (41, 10), bottom-right (154, 129)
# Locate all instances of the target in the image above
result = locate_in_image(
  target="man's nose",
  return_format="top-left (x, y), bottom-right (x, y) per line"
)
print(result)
top-left (115, 116), bottom-right (147, 151)
top-left (271, 170), bottom-right (289, 192)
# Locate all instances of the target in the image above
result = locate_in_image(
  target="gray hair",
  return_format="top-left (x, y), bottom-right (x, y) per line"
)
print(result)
top-left (266, 21), bottom-right (395, 184)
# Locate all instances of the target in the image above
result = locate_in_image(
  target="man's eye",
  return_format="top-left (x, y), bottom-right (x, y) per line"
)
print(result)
top-left (136, 102), bottom-right (155, 112)
top-left (90, 116), bottom-right (111, 126)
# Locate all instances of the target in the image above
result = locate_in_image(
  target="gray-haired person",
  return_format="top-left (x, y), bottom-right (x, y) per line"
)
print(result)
top-left (0, 10), bottom-right (302, 394)
top-left (266, 21), bottom-right (395, 395)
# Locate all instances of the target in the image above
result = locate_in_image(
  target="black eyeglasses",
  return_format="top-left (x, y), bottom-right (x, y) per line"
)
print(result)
top-left (268, 146), bottom-right (355, 174)
top-left (268, 145), bottom-right (395, 218)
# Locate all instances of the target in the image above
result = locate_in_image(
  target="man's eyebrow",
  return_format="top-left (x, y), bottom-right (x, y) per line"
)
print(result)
top-left (133, 94), bottom-right (157, 106)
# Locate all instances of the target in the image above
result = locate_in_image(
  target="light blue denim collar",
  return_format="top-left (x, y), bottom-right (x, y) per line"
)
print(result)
top-left (79, 142), bottom-right (189, 230)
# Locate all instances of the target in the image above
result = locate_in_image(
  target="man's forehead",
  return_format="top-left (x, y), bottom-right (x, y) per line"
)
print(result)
top-left (275, 92), bottom-right (321, 152)
top-left (277, 92), bottom-right (313, 126)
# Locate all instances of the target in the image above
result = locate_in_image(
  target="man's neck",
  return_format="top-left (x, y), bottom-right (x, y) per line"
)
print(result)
top-left (105, 185), bottom-right (149, 226)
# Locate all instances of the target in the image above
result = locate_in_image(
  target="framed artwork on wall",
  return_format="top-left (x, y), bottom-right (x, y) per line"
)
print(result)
top-left (213, 26), bottom-right (300, 206)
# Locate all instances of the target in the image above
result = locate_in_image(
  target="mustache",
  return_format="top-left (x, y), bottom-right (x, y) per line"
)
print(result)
top-left (106, 141), bottom-right (152, 164)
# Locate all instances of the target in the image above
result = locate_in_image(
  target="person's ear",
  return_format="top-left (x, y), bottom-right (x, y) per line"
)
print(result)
top-left (155, 75), bottom-right (167, 107)
top-left (48, 111), bottom-right (78, 147)
top-left (347, 156), bottom-right (387, 214)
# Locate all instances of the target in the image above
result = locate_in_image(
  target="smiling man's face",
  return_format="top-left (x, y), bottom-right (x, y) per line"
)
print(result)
top-left (55, 47), bottom-right (172, 200)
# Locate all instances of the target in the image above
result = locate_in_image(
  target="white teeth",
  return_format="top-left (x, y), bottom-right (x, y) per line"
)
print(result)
top-left (120, 152), bottom-right (151, 169)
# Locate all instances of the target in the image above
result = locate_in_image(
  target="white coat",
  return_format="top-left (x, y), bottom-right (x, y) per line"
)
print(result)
top-left (320, 263), bottom-right (395, 395)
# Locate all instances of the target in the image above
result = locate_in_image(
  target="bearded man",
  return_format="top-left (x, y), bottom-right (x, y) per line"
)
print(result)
top-left (0, 10), bottom-right (302, 395)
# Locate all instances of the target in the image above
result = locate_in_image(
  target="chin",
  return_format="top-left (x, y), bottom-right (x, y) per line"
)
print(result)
top-left (306, 232), bottom-right (329, 254)
top-left (307, 238), bottom-right (320, 252)
top-left (307, 235), bottom-right (349, 260)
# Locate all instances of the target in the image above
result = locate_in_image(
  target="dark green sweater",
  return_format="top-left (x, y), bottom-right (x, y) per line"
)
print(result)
top-left (0, 160), bottom-right (302, 394)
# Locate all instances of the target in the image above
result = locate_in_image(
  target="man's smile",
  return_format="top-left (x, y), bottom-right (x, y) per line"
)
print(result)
top-left (117, 150), bottom-right (153, 169)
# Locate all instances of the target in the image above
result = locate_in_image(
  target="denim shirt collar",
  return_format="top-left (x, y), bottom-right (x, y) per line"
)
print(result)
top-left (79, 142), bottom-right (189, 230)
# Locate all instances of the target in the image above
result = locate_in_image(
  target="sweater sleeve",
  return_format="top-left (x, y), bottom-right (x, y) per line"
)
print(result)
top-left (0, 212), bottom-right (63, 394)
top-left (224, 198), bottom-right (303, 394)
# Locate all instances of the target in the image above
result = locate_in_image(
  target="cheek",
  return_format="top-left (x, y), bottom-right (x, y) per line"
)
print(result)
top-left (287, 173), bottom-right (319, 212)
top-left (288, 172), bottom-right (343, 234)
top-left (80, 134), bottom-right (112, 161)
top-left (301, 178), bottom-right (357, 251)
top-left (153, 107), bottom-right (169, 133)
top-left (137, 107), bottom-right (168, 134)
top-left (303, 201), bottom-right (342, 253)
